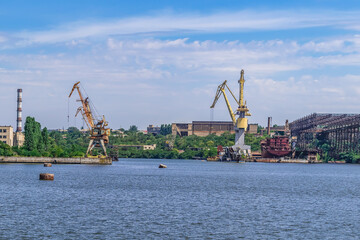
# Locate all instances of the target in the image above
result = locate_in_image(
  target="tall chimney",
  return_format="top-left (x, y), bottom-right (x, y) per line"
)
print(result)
top-left (17, 89), bottom-right (22, 132)
top-left (267, 117), bottom-right (272, 135)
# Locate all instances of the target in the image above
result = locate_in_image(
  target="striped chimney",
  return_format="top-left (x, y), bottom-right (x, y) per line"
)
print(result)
top-left (17, 89), bottom-right (22, 132)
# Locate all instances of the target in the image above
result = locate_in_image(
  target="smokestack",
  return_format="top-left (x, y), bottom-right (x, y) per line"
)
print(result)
top-left (267, 117), bottom-right (272, 135)
top-left (17, 89), bottom-right (22, 132)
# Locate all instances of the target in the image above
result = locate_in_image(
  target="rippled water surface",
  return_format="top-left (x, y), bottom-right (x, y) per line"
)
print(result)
top-left (1, 159), bottom-right (360, 239)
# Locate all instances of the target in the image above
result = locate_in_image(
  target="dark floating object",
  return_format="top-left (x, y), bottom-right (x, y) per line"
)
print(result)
top-left (44, 163), bottom-right (52, 167)
top-left (159, 164), bottom-right (167, 168)
top-left (39, 173), bottom-right (54, 180)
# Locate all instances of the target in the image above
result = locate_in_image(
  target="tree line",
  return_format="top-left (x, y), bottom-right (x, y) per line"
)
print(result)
top-left (1, 116), bottom-right (266, 159)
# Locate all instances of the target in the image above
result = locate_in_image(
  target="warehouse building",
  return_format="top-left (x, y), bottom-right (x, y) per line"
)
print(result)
top-left (172, 121), bottom-right (258, 137)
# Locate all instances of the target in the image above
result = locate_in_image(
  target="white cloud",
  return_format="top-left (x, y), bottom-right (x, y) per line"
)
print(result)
top-left (2, 35), bottom-right (360, 128)
top-left (0, 35), bottom-right (6, 43)
top-left (4, 10), bottom-right (358, 45)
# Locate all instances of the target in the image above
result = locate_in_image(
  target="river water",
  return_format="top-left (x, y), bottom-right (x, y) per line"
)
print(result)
top-left (0, 159), bottom-right (360, 239)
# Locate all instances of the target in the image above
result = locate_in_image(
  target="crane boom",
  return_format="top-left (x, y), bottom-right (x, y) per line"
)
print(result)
top-left (210, 80), bottom-right (238, 125)
top-left (69, 81), bottom-right (95, 128)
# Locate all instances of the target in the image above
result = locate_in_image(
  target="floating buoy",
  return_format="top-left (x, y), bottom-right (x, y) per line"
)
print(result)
top-left (159, 164), bottom-right (167, 168)
top-left (39, 173), bottom-right (54, 180)
top-left (44, 163), bottom-right (52, 167)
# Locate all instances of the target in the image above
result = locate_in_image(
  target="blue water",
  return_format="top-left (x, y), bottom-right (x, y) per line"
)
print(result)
top-left (0, 159), bottom-right (360, 239)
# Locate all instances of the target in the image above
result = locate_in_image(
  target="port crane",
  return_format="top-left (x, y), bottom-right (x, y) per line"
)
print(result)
top-left (210, 69), bottom-right (251, 158)
top-left (69, 82), bottom-right (110, 157)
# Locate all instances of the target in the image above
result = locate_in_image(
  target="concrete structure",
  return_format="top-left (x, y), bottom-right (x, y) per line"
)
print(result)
top-left (111, 129), bottom-right (125, 137)
top-left (111, 144), bottom-right (157, 150)
top-left (172, 121), bottom-right (259, 137)
top-left (13, 88), bottom-right (25, 147)
top-left (14, 132), bottom-right (24, 147)
top-left (172, 123), bottom-right (193, 136)
top-left (0, 156), bottom-right (112, 165)
top-left (260, 126), bottom-right (286, 136)
top-left (143, 144), bottom-right (156, 150)
top-left (247, 123), bottom-right (258, 134)
top-left (16, 89), bottom-right (22, 132)
top-left (172, 121), bottom-right (235, 137)
top-left (147, 125), bottom-right (160, 135)
top-left (0, 126), bottom-right (14, 146)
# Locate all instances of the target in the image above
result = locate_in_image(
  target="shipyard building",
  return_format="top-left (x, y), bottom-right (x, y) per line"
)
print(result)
top-left (290, 113), bottom-right (360, 159)
top-left (172, 121), bottom-right (258, 137)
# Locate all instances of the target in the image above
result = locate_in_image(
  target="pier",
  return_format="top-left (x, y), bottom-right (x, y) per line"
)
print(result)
top-left (0, 156), bottom-right (112, 165)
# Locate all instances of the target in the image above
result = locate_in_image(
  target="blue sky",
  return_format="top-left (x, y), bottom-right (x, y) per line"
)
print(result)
top-left (1, 0), bottom-right (360, 130)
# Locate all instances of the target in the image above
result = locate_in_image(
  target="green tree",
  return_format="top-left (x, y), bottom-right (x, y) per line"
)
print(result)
top-left (206, 140), bottom-right (214, 147)
top-left (160, 124), bottom-right (172, 135)
top-left (128, 125), bottom-right (138, 132)
top-left (24, 116), bottom-right (42, 152)
top-left (0, 142), bottom-right (14, 156)
top-left (41, 127), bottom-right (49, 151)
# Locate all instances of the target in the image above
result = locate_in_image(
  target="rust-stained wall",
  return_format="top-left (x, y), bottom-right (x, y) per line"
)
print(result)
top-left (172, 121), bottom-right (235, 137)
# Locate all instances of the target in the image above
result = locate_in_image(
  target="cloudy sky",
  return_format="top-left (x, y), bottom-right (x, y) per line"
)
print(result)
top-left (1, 0), bottom-right (360, 130)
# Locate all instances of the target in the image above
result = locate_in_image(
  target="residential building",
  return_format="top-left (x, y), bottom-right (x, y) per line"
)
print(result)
top-left (0, 126), bottom-right (14, 146)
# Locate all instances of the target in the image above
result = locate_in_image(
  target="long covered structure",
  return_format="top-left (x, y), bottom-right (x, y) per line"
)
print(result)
top-left (290, 113), bottom-right (360, 157)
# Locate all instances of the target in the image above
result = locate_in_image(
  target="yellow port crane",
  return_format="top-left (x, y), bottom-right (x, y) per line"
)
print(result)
top-left (210, 69), bottom-right (250, 129)
top-left (69, 81), bottom-right (110, 157)
top-left (210, 69), bottom-right (251, 152)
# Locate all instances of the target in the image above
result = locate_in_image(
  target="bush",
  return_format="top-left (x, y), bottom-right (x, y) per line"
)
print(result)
top-left (0, 142), bottom-right (14, 156)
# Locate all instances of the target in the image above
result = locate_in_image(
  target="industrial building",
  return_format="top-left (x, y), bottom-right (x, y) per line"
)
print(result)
top-left (247, 123), bottom-right (258, 134)
top-left (172, 121), bottom-right (258, 137)
top-left (290, 113), bottom-right (360, 157)
top-left (0, 126), bottom-right (14, 146)
top-left (147, 125), bottom-right (161, 135)
top-left (1, 89), bottom-right (24, 147)
top-left (260, 126), bottom-right (286, 136)
top-left (109, 144), bottom-right (156, 150)
top-left (172, 121), bottom-right (234, 137)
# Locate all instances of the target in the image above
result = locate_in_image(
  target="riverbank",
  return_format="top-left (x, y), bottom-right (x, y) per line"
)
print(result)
top-left (0, 156), bottom-right (112, 165)
top-left (250, 158), bottom-right (318, 163)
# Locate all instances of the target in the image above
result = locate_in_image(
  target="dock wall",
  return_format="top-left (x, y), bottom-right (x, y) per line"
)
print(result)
top-left (0, 156), bottom-right (112, 165)
top-left (249, 158), bottom-right (318, 163)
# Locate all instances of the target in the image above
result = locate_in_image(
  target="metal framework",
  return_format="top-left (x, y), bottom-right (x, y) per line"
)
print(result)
top-left (290, 113), bottom-right (360, 156)
top-left (69, 82), bottom-right (110, 157)
top-left (323, 115), bottom-right (360, 155)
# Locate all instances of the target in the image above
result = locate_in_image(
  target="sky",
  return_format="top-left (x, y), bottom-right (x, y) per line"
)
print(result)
top-left (1, 0), bottom-right (360, 130)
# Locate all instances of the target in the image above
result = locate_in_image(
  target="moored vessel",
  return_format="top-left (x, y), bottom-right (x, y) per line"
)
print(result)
top-left (261, 136), bottom-right (291, 158)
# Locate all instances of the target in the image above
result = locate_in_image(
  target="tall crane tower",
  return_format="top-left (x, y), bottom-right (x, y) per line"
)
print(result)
top-left (211, 69), bottom-right (251, 157)
top-left (69, 82), bottom-right (110, 157)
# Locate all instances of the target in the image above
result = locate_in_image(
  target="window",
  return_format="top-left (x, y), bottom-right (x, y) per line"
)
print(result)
top-left (3, 129), bottom-right (6, 133)
top-left (3, 136), bottom-right (6, 138)
top-left (0, 136), bottom-right (2, 138)
top-left (0, 129), bottom-right (2, 132)
top-left (2, 141), bottom-right (6, 143)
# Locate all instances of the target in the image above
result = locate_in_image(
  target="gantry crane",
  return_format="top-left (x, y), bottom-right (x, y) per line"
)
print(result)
top-left (210, 69), bottom-right (251, 157)
top-left (69, 82), bottom-right (110, 157)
